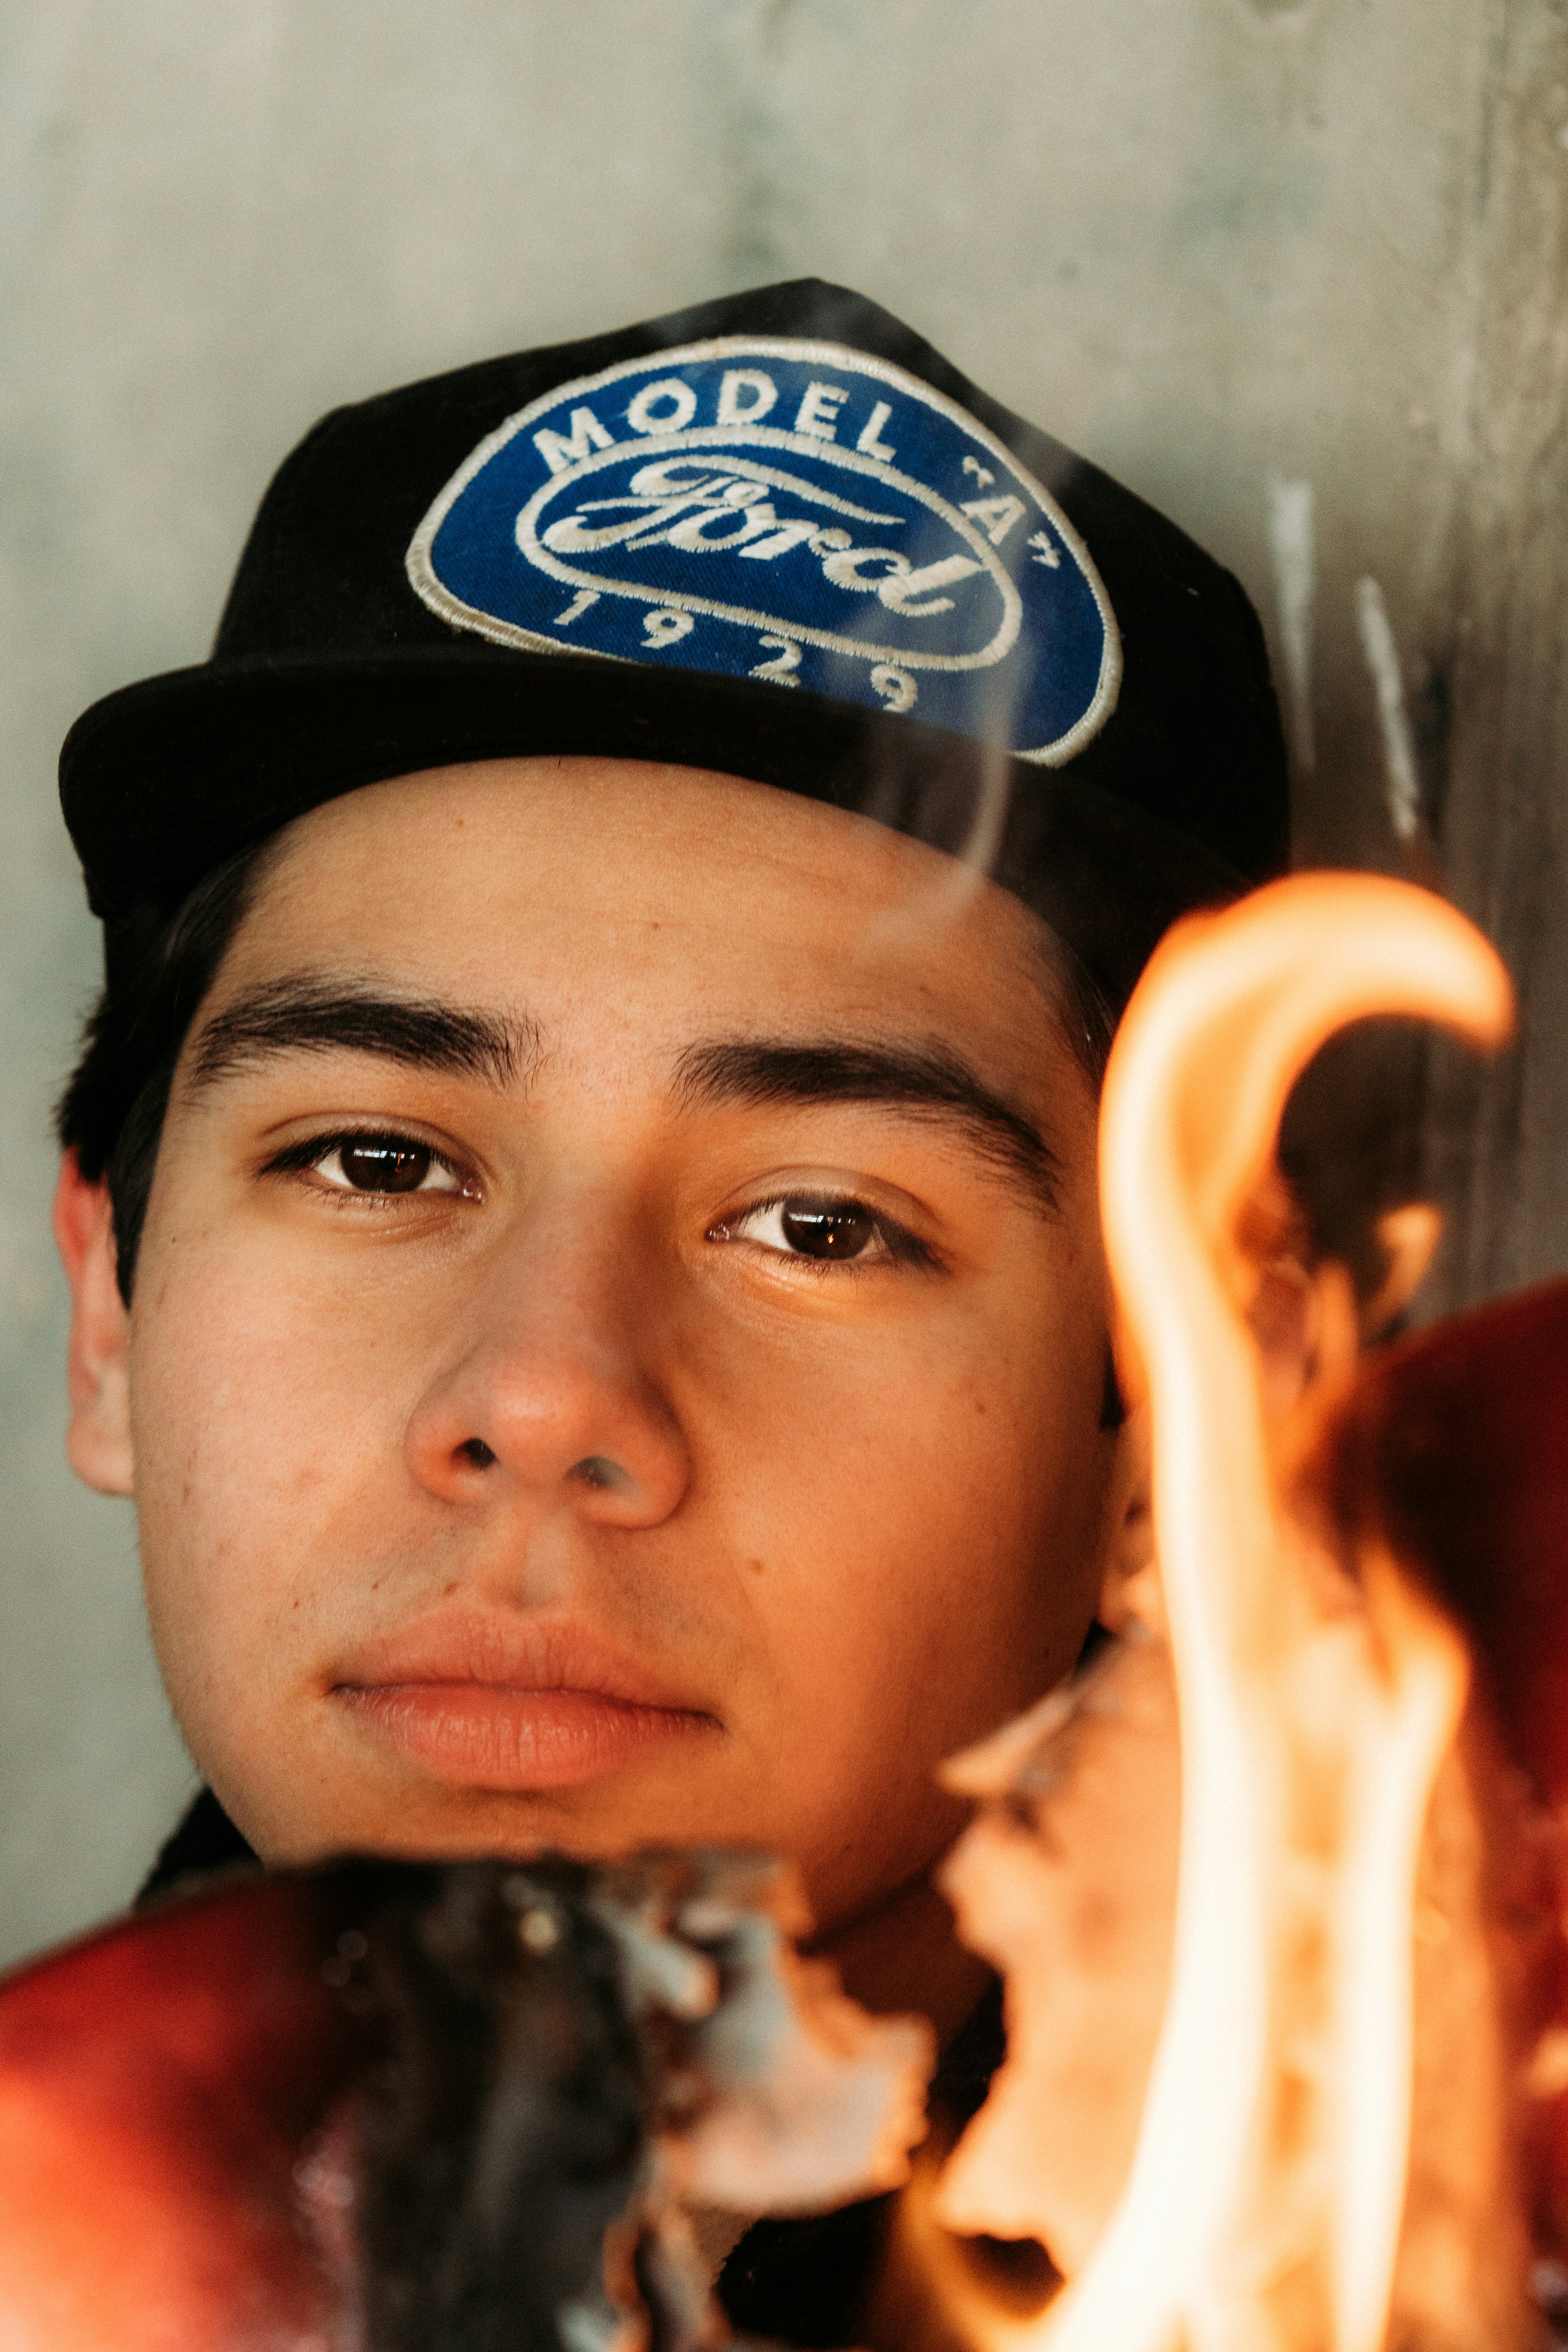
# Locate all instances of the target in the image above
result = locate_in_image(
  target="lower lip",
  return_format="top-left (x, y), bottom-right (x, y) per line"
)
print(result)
top-left (339, 1683), bottom-right (715, 1791)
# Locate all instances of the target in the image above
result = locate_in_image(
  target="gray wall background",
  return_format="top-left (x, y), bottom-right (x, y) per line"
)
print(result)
top-left (2, 0), bottom-right (1564, 1967)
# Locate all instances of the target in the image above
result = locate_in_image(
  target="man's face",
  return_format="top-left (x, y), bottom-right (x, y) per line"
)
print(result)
top-left (105, 759), bottom-right (1124, 1967)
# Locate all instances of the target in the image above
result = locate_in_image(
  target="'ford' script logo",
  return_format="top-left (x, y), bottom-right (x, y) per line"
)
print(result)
top-left (407, 338), bottom-right (1121, 763)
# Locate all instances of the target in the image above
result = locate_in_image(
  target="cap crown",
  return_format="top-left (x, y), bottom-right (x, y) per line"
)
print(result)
top-left (62, 280), bottom-right (1288, 996)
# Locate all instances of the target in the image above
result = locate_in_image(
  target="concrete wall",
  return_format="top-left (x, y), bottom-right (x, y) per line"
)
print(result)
top-left (2, 0), bottom-right (1563, 1966)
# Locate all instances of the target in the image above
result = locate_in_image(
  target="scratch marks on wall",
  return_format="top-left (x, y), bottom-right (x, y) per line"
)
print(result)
top-left (1354, 575), bottom-right (1422, 843)
top-left (1266, 473), bottom-right (1316, 774)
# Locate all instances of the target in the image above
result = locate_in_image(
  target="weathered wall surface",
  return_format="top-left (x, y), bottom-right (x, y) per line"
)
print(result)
top-left (1, 0), bottom-right (1563, 1964)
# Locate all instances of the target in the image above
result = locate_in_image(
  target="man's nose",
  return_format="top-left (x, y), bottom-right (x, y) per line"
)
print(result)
top-left (402, 1215), bottom-right (690, 1528)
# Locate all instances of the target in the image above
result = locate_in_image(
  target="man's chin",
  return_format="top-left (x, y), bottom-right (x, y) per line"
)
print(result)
top-left (231, 1722), bottom-right (741, 1872)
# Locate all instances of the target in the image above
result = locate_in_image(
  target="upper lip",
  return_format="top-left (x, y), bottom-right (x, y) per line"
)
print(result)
top-left (331, 1609), bottom-right (713, 1718)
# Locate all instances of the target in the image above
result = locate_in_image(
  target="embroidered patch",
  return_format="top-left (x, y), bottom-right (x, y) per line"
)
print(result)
top-left (406, 338), bottom-right (1120, 764)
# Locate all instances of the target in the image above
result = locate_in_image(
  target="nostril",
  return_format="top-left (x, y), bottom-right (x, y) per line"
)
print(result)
top-left (458, 1438), bottom-right (497, 1469)
top-left (570, 1454), bottom-right (633, 1494)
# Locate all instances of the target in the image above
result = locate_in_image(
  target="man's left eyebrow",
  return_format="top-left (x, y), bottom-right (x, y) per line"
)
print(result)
top-left (188, 979), bottom-right (537, 1091)
top-left (672, 1036), bottom-right (1061, 1211)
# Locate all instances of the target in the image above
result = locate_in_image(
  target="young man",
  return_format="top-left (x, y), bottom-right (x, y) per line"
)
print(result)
top-left (49, 278), bottom-right (1285, 2325)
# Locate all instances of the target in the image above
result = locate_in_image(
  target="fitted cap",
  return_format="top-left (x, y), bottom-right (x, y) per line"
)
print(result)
top-left (59, 279), bottom-right (1288, 1001)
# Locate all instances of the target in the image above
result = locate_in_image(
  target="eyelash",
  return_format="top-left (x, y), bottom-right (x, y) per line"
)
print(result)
top-left (708, 1192), bottom-right (937, 1272)
top-left (260, 1129), bottom-right (473, 1199)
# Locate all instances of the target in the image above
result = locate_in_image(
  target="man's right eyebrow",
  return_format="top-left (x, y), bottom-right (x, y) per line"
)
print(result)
top-left (187, 980), bottom-right (537, 1092)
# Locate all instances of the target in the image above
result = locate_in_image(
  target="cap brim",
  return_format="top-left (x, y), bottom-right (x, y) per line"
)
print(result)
top-left (60, 645), bottom-right (1245, 1002)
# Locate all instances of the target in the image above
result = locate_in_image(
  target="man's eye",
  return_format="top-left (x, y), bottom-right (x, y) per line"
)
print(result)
top-left (717, 1195), bottom-right (908, 1264)
top-left (299, 1134), bottom-right (464, 1196)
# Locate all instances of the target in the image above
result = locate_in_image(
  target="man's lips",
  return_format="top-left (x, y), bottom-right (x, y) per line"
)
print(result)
top-left (330, 1613), bottom-right (719, 1793)
top-left (341, 1686), bottom-right (715, 1791)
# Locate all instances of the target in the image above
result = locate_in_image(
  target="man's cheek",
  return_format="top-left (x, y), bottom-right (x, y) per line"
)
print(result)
top-left (130, 1268), bottom-right (391, 1668)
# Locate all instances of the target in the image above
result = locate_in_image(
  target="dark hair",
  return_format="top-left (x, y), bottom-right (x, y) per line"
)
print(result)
top-left (56, 820), bottom-right (1121, 1310)
top-left (56, 838), bottom-right (276, 1305)
top-left (1047, 942), bottom-right (1117, 1094)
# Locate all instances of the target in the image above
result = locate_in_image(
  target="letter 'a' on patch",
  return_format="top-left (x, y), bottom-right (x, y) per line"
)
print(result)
top-left (406, 337), bottom-right (1122, 766)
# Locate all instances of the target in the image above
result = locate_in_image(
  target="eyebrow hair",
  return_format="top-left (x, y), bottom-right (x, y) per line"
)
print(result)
top-left (188, 979), bottom-right (536, 1092)
top-left (672, 1036), bottom-right (1062, 1211)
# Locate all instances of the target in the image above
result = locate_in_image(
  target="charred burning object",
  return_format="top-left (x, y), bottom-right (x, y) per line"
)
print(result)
top-left (0, 1849), bottom-right (930, 2350)
top-left (930, 1275), bottom-right (1568, 2352)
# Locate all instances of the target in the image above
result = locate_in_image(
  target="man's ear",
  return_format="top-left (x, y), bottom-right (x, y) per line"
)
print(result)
top-left (52, 1152), bottom-right (134, 1497)
top-left (1097, 1399), bottom-right (1156, 1636)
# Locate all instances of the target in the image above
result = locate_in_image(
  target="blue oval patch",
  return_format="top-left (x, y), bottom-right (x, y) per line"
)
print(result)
top-left (407, 338), bottom-right (1121, 764)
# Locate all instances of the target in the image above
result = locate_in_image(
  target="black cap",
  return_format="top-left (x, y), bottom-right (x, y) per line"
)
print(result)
top-left (59, 279), bottom-right (1287, 1002)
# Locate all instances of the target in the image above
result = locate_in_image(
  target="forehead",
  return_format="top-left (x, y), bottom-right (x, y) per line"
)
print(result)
top-left (218, 757), bottom-right (1064, 1053)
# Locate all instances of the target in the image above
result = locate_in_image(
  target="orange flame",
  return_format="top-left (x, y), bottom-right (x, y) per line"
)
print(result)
top-left (941, 874), bottom-right (1514, 2352)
